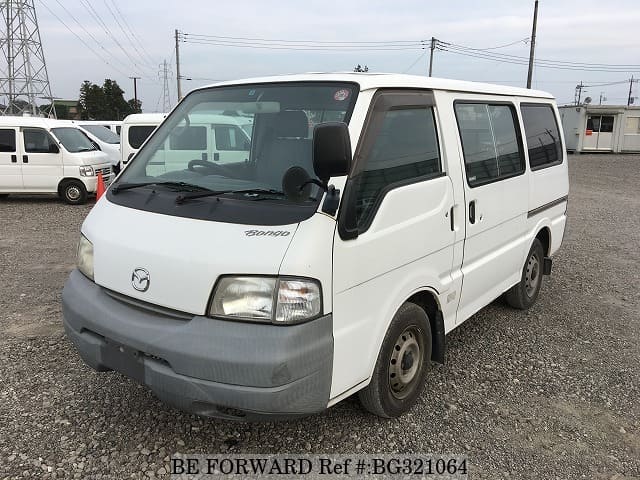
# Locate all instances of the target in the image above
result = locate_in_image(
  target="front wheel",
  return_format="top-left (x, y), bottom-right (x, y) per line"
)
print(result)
top-left (505, 239), bottom-right (544, 310)
top-left (60, 180), bottom-right (88, 205)
top-left (359, 302), bottom-right (432, 418)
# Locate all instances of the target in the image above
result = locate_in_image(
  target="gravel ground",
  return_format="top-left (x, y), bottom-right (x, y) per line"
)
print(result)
top-left (1, 154), bottom-right (639, 480)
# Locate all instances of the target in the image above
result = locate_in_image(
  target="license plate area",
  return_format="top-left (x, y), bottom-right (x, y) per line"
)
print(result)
top-left (101, 339), bottom-right (144, 383)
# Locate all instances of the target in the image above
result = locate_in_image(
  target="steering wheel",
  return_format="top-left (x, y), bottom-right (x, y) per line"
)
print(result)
top-left (187, 159), bottom-right (232, 176)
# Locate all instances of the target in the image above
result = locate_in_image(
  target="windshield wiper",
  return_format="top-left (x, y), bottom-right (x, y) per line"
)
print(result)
top-left (112, 181), bottom-right (211, 195)
top-left (175, 188), bottom-right (284, 204)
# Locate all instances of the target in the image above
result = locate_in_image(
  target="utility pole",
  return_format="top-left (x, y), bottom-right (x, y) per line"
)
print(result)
top-left (526, 0), bottom-right (539, 89)
top-left (628, 76), bottom-right (635, 106)
top-left (175, 29), bottom-right (182, 102)
top-left (428, 37), bottom-right (436, 77)
top-left (129, 76), bottom-right (140, 110)
top-left (575, 81), bottom-right (584, 105)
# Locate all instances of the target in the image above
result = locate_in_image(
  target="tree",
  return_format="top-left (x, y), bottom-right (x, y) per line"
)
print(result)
top-left (353, 64), bottom-right (369, 72)
top-left (78, 79), bottom-right (141, 120)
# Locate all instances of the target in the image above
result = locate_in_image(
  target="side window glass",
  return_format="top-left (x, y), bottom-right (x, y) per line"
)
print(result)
top-left (521, 104), bottom-right (563, 169)
top-left (353, 106), bottom-right (442, 229)
top-left (169, 126), bottom-right (207, 150)
top-left (128, 126), bottom-right (156, 149)
top-left (23, 128), bottom-right (57, 153)
top-left (214, 125), bottom-right (250, 151)
top-left (0, 129), bottom-right (16, 152)
top-left (455, 103), bottom-right (524, 186)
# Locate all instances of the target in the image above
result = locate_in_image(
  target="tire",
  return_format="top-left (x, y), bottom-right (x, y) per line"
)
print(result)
top-left (0, 194), bottom-right (8, 199)
top-left (505, 239), bottom-right (544, 310)
top-left (60, 180), bottom-right (88, 205)
top-left (359, 302), bottom-right (432, 418)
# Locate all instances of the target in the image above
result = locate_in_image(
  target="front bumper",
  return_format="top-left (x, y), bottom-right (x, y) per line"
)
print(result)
top-left (62, 270), bottom-right (333, 420)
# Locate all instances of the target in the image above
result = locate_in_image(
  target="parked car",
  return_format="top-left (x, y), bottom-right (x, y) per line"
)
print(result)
top-left (0, 117), bottom-right (113, 204)
top-left (63, 74), bottom-right (569, 419)
top-left (76, 123), bottom-right (121, 173)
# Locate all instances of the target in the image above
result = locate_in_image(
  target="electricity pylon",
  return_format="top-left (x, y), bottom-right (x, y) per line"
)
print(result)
top-left (0, 0), bottom-right (56, 117)
top-left (159, 59), bottom-right (172, 112)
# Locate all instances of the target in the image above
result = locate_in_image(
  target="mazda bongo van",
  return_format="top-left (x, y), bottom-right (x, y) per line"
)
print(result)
top-left (0, 117), bottom-right (113, 204)
top-left (62, 74), bottom-right (569, 419)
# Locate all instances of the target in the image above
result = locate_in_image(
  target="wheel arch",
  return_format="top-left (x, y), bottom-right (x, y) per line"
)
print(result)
top-left (536, 226), bottom-right (551, 257)
top-left (405, 289), bottom-right (446, 365)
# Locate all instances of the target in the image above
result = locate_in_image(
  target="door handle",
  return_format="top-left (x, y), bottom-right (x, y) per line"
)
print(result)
top-left (469, 200), bottom-right (476, 224)
top-left (11, 154), bottom-right (17, 163)
top-left (22, 155), bottom-right (28, 163)
top-left (449, 206), bottom-right (455, 231)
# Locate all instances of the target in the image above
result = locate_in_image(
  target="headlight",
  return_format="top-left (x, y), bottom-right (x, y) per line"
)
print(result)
top-left (209, 276), bottom-right (321, 324)
top-left (77, 234), bottom-right (94, 280)
top-left (79, 166), bottom-right (94, 177)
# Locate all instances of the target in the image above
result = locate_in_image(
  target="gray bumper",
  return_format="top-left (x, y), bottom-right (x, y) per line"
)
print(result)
top-left (62, 270), bottom-right (333, 420)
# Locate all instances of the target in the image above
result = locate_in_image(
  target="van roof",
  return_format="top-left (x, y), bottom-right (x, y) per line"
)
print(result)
top-left (122, 113), bottom-right (167, 125)
top-left (205, 72), bottom-right (554, 99)
top-left (0, 116), bottom-right (79, 129)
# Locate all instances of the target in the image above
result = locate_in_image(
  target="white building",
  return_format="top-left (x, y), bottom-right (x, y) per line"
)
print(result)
top-left (559, 105), bottom-right (640, 153)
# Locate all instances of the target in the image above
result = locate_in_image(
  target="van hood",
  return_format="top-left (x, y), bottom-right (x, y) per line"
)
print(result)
top-left (83, 198), bottom-right (298, 315)
top-left (78, 151), bottom-right (111, 166)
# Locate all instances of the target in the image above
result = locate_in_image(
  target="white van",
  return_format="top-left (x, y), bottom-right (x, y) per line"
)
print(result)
top-left (76, 123), bottom-right (121, 172)
top-left (0, 117), bottom-right (113, 204)
top-left (121, 113), bottom-right (253, 173)
top-left (79, 120), bottom-right (123, 135)
top-left (120, 113), bottom-right (166, 168)
top-left (62, 74), bottom-right (569, 419)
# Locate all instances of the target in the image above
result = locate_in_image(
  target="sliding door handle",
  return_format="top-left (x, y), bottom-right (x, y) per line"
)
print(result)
top-left (22, 155), bottom-right (28, 163)
top-left (469, 200), bottom-right (476, 224)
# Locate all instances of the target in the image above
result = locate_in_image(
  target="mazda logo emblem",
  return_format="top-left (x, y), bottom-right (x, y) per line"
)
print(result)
top-left (131, 268), bottom-right (150, 292)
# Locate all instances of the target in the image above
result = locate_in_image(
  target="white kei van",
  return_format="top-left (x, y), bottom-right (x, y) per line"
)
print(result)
top-left (76, 123), bottom-right (121, 170)
top-left (62, 74), bottom-right (569, 420)
top-left (80, 120), bottom-right (123, 135)
top-left (120, 113), bottom-right (166, 168)
top-left (121, 113), bottom-right (254, 173)
top-left (0, 117), bottom-right (113, 204)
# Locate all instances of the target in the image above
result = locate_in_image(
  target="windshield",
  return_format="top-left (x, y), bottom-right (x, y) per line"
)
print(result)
top-left (51, 127), bottom-right (97, 153)
top-left (118, 82), bottom-right (358, 202)
top-left (80, 125), bottom-right (120, 144)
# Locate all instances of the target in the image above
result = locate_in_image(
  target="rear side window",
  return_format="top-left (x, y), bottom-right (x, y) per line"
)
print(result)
top-left (521, 104), bottom-right (563, 170)
top-left (215, 125), bottom-right (249, 151)
top-left (353, 107), bottom-right (442, 229)
top-left (0, 129), bottom-right (16, 152)
top-left (128, 125), bottom-right (156, 149)
top-left (455, 103), bottom-right (524, 187)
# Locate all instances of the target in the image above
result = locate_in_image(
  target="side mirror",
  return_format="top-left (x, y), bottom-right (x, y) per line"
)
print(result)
top-left (313, 122), bottom-right (352, 183)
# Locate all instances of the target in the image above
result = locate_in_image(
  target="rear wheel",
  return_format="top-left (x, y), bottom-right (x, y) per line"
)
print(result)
top-left (60, 180), bottom-right (88, 205)
top-left (505, 239), bottom-right (544, 310)
top-left (359, 302), bottom-right (432, 418)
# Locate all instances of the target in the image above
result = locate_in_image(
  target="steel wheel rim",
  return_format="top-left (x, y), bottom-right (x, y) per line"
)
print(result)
top-left (525, 253), bottom-right (540, 297)
top-left (66, 186), bottom-right (81, 201)
top-left (389, 326), bottom-right (424, 399)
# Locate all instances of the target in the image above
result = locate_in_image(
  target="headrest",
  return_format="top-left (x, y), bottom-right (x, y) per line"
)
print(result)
top-left (274, 110), bottom-right (308, 138)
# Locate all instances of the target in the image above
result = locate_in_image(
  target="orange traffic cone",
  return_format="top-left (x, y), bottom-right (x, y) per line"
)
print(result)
top-left (96, 171), bottom-right (105, 200)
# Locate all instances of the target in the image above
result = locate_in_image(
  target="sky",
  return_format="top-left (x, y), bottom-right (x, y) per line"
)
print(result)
top-left (31, 0), bottom-right (640, 113)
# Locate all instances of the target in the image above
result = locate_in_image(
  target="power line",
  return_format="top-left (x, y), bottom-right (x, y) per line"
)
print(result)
top-left (78, 0), bottom-right (153, 77)
top-left (109, 0), bottom-right (158, 67)
top-left (48, 0), bottom-right (132, 74)
top-left (102, 0), bottom-right (155, 70)
top-left (181, 39), bottom-right (424, 51)
top-left (36, 0), bottom-right (130, 78)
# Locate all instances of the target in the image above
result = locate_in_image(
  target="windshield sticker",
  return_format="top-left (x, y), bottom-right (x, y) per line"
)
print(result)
top-left (333, 89), bottom-right (350, 101)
